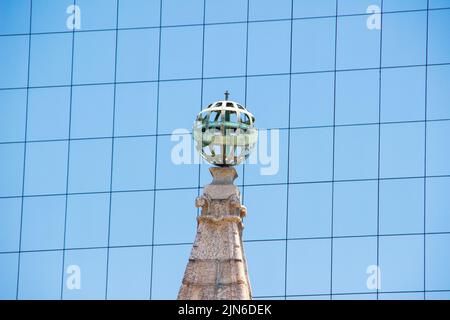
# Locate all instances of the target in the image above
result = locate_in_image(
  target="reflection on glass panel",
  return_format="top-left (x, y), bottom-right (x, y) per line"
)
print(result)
top-left (66, 193), bottom-right (110, 248)
top-left (380, 122), bottom-right (425, 179)
top-left (62, 248), bottom-right (107, 299)
top-left (380, 178), bottom-right (424, 235)
top-left (243, 185), bottom-right (287, 241)
top-left (107, 246), bottom-right (152, 300)
top-left (382, 11), bottom-right (427, 67)
top-left (68, 139), bottom-right (112, 193)
top-left (22, 195), bottom-right (66, 251)
top-left (248, 21), bottom-right (291, 75)
top-left (0, 253), bottom-right (18, 299)
top-left (333, 180), bottom-right (378, 237)
top-left (287, 239), bottom-right (331, 295)
top-left (332, 237), bottom-right (377, 294)
top-left (110, 191), bottom-right (153, 246)
top-left (245, 240), bottom-right (285, 297)
top-left (18, 251), bottom-right (63, 300)
top-left (380, 235), bottom-right (424, 292)
top-left (151, 244), bottom-right (191, 299)
top-left (0, 143), bottom-right (24, 197)
top-left (334, 125), bottom-right (379, 180)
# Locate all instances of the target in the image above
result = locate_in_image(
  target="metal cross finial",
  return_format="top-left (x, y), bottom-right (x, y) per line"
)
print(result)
top-left (224, 90), bottom-right (230, 101)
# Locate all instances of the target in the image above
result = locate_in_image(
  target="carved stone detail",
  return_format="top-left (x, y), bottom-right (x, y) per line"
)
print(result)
top-left (177, 167), bottom-right (252, 300)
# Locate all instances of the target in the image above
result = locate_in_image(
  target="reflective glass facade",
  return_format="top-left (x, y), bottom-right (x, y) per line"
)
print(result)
top-left (0, 0), bottom-right (450, 300)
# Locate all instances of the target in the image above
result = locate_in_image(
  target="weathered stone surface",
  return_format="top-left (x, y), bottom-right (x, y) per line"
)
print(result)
top-left (177, 167), bottom-right (252, 300)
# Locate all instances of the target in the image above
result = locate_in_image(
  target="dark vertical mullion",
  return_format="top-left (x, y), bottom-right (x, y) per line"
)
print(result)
top-left (104, 0), bottom-right (121, 300)
top-left (423, 0), bottom-right (430, 300)
top-left (330, 0), bottom-right (339, 300)
top-left (59, 0), bottom-right (77, 300)
top-left (149, 0), bottom-right (164, 300)
top-left (376, 0), bottom-right (384, 300)
top-left (15, 0), bottom-right (34, 300)
top-left (241, 0), bottom-right (250, 204)
top-left (283, 0), bottom-right (295, 300)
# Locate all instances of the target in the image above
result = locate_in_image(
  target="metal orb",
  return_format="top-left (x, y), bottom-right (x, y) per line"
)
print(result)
top-left (193, 98), bottom-right (257, 167)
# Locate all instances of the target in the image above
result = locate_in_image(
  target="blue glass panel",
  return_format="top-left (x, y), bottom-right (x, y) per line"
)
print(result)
top-left (337, 14), bottom-right (380, 69)
top-left (380, 122), bottom-right (425, 178)
top-left (62, 248), bottom-right (107, 299)
top-left (427, 121), bottom-right (450, 176)
top-left (245, 240), bottom-right (285, 297)
top-left (381, 67), bottom-right (426, 122)
top-left (156, 134), bottom-right (199, 189)
top-left (380, 178), bottom-right (424, 234)
top-left (65, 193), bottom-right (110, 248)
top-left (24, 141), bottom-right (68, 195)
top-left (68, 139), bottom-right (112, 193)
top-left (31, 0), bottom-right (74, 33)
top-left (0, 89), bottom-right (26, 142)
top-left (75, 0), bottom-right (117, 30)
top-left (0, 143), bottom-right (24, 197)
top-left (204, 23), bottom-right (246, 78)
top-left (0, 0), bottom-right (30, 34)
top-left (115, 83), bottom-right (157, 136)
top-left (247, 75), bottom-right (290, 129)
top-left (205, 0), bottom-right (247, 23)
top-left (292, 17), bottom-right (335, 72)
top-left (27, 87), bottom-right (71, 140)
top-left (379, 292), bottom-right (424, 300)
top-left (110, 191), bottom-right (153, 246)
top-left (0, 253), bottom-right (18, 299)
top-left (202, 77), bottom-right (245, 110)
top-left (383, 0), bottom-right (427, 11)
top-left (154, 189), bottom-right (198, 244)
top-left (0, 36), bottom-right (29, 88)
top-left (335, 125), bottom-right (379, 180)
top-left (243, 185), bottom-right (287, 241)
top-left (288, 182), bottom-right (332, 238)
top-left (336, 69), bottom-right (379, 125)
top-left (21, 195), bottom-right (65, 250)
top-left (0, 198), bottom-right (21, 252)
top-left (426, 177), bottom-right (450, 233)
top-left (117, 28), bottom-right (160, 82)
top-left (248, 21), bottom-right (291, 75)
top-left (161, 0), bottom-right (204, 26)
top-left (107, 246), bottom-right (152, 299)
top-left (430, 0), bottom-right (450, 9)
top-left (289, 127), bottom-right (333, 183)
top-left (291, 72), bottom-right (335, 127)
top-left (151, 244), bottom-right (191, 299)
top-left (429, 9), bottom-right (450, 64)
top-left (380, 235), bottom-right (424, 292)
top-left (158, 80), bottom-right (201, 134)
top-left (427, 65), bottom-right (450, 120)
top-left (338, 0), bottom-right (382, 15)
top-left (244, 129), bottom-right (288, 185)
top-left (426, 291), bottom-right (450, 300)
top-left (30, 33), bottom-right (73, 87)
top-left (333, 293), bottom-right (377, 300)
top-left (118, 0), bottom-right (160, 28)
top-left (287, 239), bottom-right (331, 295)
top-left (160, 26), bottom-right (203, 80)
top-left (426, 234), bottom-right (450, 291)
top-left (71, 85), bottom-right (114, 138)
top-left (73, 31), bottom-right (116, 84)
top-left (112, 137), bottom-right (156, 191)
top-left (332, 237), bottom-right (377, 294)
top-left (382, 11), bottom-right (427, 67)
top-left (293, 0), bottom-right (336, 18)
top-left (249, 0), bottom-right (292, 21)
top-left (333, 180), bottom-right (378, 236)
top-left (18, 251), bottom-right (63, 299)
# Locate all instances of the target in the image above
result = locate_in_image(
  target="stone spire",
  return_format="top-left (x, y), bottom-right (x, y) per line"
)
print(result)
top-left (177, 167), bottom-right (252, 300)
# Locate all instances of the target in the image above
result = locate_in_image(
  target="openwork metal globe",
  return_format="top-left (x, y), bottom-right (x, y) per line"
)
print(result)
top-left (193, 92), bottom-right (257, 167)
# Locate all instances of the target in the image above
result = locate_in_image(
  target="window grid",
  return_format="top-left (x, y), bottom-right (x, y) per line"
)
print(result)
top-left (0, 0), bottom-right (448, 300)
